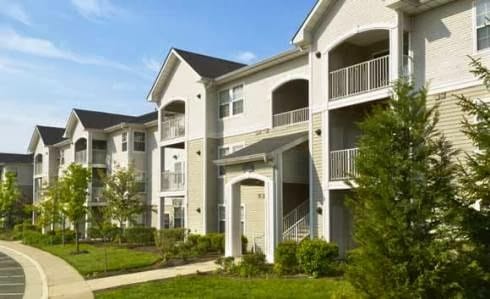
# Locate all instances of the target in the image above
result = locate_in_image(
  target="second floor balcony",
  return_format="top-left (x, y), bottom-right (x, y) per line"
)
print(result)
top-left (161, 171), bottom-right (185, 192)
top-left (272, 78), bottom-right (309, 128)
top-left (329, 148), bottom-right (359, 181)
top-left (161, 115), bottom-right (185, 141)
top-left (92, 149), bottom-right (107, 165)
top-left (75, 150), bottom-right (87, 164)
top-left (273, 107), bottom-right (309, 128)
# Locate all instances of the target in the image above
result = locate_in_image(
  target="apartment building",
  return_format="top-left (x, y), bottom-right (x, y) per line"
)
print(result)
top-left (6, 0), bottom-right (484, 262)
top-left (144, 0), bottom-right (487, 262)
top-left (0, 153), bottom-right (33, 206)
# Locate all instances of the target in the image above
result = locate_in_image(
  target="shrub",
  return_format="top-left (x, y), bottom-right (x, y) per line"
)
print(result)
top-left (13, 223), bottom-right (39, 240)
top-left (154, 228), bottom-right (187, 261)
top-left (88, 226), bottom-right (120, 242)
top-left (207, 233), bottom-right (225, 253)
top-left (22, 230), bottom-right (51, 246)
top-left (124, 227), bottom-right (156, 246)
top-left (297, 239), bottom-right (338, 277)
top-left (274, 241), bottom-right (299, 275)
top-left (215, 256), bottom-right (236, 274)
top-left (237, 252), bottom-right (270, 277)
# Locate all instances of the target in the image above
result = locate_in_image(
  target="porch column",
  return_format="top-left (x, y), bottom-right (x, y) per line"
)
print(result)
top-left (390, 11), bottom-right (405, 82)
top-left (225, 182), bottom-right (242, 258)
top-left (265, 175), bottom-right (278, 263)
top-left (158, 197), bottom-right (165, 229)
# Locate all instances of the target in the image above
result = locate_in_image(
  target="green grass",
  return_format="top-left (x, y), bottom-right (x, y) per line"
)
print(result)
top-left (96, 275), bottom-right (360, 299)
top-left (40, 244), bottom-right (161, 277)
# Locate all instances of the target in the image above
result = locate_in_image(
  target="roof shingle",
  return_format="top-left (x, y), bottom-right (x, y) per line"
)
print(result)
top-left (37, 126), bottom-right (66, 146)
top-left (174, 48), bottom-right (246, 78)
top-left (73, 109), bottom-right (157, 130)
top-left (0, 153), bottom-right (33, 164)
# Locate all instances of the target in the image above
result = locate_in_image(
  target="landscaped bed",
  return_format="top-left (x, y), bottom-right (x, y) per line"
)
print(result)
top-left (39, 243), bottom-right (162, 278)
top-left (95, 274), bottom-right (359, 299)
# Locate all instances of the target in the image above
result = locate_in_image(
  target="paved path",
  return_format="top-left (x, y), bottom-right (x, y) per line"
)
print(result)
top-left (0, 252), bottom-right (25, 298)
top-left (0, 241), bottom-right (92, 299)
top-left (88, 260), bottom-right (217, 292)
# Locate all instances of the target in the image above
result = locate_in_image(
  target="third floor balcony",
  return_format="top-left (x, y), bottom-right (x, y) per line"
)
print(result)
top-left (161, 171), bottom-right (185, 192)
top-left (161, 115), bottom-right (185, 141)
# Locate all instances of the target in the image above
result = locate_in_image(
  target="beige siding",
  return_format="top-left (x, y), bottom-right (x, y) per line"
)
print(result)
top-left (187, 138), bottom-right (204, 233)
top-left (428, 85), bottom-right (483, 156)
top-left (311, 113), bottom-right (323, 237)
top-left (241, 184), bottom-right (266, 252)
top-left (206, 138), bottom-right (219, 232)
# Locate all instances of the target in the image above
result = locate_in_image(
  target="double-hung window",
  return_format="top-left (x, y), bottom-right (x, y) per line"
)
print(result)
top-left (218, 205), bottom-right (244, 234)
top-left (219, 85), bottom-right (244, 118)
top-left (477, 0), bottom-right (490, 51)
top-left (122, 132), bottom-right (128, 152)
top-left (134, 132), bottom-right (146, 152)
top-left (218, 143), bottom-right (244, 177)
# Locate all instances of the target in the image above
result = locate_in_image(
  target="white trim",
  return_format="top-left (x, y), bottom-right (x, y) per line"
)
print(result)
top-left (328, 181), bottom-right (352, 190)
top-left (217, 83), bottom-right (245, 120)
top-left (328, 88), bottom-right (391, 110)
top-left (217, 142), bottom-right (245, 178)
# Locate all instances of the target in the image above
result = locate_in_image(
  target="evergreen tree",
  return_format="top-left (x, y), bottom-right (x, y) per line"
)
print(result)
top-left (346, 80), bottom-right (465, 298)
top-left (62, 164), bottom-right (91, 254)
top-left (456, 57), bottom-right (490, 297)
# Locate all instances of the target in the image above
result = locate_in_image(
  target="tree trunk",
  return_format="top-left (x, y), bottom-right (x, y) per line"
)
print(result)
top-left (119, 220), bottom-right (123, 246)
top-left (75, 224), bottom-right (80, 254)
top-left (103, 235), bottom-right (108, 273)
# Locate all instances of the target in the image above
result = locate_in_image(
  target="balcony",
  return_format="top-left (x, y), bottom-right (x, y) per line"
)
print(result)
top-left (92, 149), bottom-right (107, 165)
top-left (34, 163), bottom-right (42, 176)
top-left (273, 107), bottom-right (309, 128)
top-left (161, 171), bottom-right (185, 192)
top-left (329, 148), bottom-right (359, 181)
top-left (329, 55), bottom-right (390, 100)
top-left (161, 116), bottom-right (185, 141)
top-left (75, 150), bottom-right (87, 164)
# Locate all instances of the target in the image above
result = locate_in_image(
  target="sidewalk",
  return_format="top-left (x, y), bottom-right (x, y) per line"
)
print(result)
top-left (87, 260), bottom-right (217, 291)
top-left (0, 241), bottom-right (93, 299)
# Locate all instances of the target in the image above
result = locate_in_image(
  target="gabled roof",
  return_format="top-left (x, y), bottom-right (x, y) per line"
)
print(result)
top-left (0, 153), bottom-right (33, 164)
top-left (73, 109), bottom-right (157, 130)
top-left (214, 132), bottom-right (308, 166)
top-left (36, 126), bottom-right (66, 146)
top-left (173, 48), bottom-right (246, 79)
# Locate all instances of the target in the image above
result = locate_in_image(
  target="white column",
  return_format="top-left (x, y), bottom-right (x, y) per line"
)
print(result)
top-left (390, 12), bottom-right (404, 82)
top-left (265, 179), bottom-right (276, 263)
top-left (225, 183), bottom-right (242, 258)
top-left (323, 109), bottom-right (331, 241)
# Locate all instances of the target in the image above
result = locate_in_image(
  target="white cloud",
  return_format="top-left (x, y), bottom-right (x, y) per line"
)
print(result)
top-left (0, 1), bottom-right (31, 26)
top-left (70, 0), bottom-right (125, 21)
top-left (0, 27), bottom-right (135, 72)
top-left (233, 51), bottom-right (257, 64)
top-left (142, 57), bottom-right (161, 73)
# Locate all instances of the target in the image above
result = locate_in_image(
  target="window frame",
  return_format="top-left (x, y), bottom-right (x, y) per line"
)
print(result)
top-left (217, 142), bottom-right (245, 178)
top-left (475, 0), bottom-right (490, 54)
top-left (122, 132), bottom-right (128, 152)
top-left (133, 131), bottom-right (146, 152)
top-left (217, 204), bottom-right (245, 234)
top-left (218, 84), bottom-right (245, 119)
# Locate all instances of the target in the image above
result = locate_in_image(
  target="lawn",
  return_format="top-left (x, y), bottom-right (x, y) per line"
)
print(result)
top-left (95, 275), bottom-right (359, 299)
top-left (40, 243), bottom-right (161, 277)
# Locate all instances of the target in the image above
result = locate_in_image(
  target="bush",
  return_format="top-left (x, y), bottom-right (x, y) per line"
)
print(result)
top-left (124, 227), bottom-right (155, 246)
top-left (154, 228), bottom-right (187, 261)
top-left (88, 226), bottom-right (120, 242)
top-left (274, 241), bottom-right (299, 275)
top-left (13, 223), bottom-right (39, 240)
top-left (208, 233), bottom-right (225, 253)
top-left (296, 239), bottom-right (338, 277)
top-left (236, 252), bottom-right (270, 277)
top-left (22, 230), bottom-right (51, 246)
top-left (215, 256), bottom-right (236, 274)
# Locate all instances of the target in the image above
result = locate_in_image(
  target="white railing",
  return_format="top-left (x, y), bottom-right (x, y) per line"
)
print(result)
top-left (329, 148), bottom-right (359, 181)
top-left (282, 201), bottom-right (310, 242)
top-left (75, 150), bottom-right (87, 164)
top-left (273, 107), bottom-right (309, 128)
top-left (161, 171), bottom-right (185, 192)
top-left (92, 149), bottom-right (106, 165)
top-left (329, 55), bottom-right (390, 100)
top-left (34, 163), bottom-right (42, 176)
top-left (161, 116), bottom-right (185, 141)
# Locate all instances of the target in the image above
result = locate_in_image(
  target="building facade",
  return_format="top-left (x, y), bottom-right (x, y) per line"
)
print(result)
top-left (4, 0), bottom-right (485, 262)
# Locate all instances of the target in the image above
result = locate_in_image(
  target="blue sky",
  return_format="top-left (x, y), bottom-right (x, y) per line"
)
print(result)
top-left (0, 0), bottom-right (316, 153)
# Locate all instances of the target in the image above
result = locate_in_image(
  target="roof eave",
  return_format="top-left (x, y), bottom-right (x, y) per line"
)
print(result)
top-left (213, 154), bottom-right (268, 167)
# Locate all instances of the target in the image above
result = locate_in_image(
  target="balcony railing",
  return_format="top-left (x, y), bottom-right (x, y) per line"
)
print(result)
top-left (161, 116), bottom-right (185, 141)
top-left (273, 107), bottom-right (309, 128)
top-left (34, 163), bottom-right (42, 176)
top-left (92, 149), bottom-right (107, 165)
top-left (75, 150), bottom-right (87, 164)
top-left (161, 171), bottom-right (185, 192)
top-left (329, 148), bottom-right (359, 181)
top-left (329, 55), bottom-right (390, 100)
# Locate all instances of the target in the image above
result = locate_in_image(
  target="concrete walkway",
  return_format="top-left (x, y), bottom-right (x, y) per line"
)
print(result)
top-left (0, 241), bottom-right (93, 299)
top-left (87, 260), bottom-right (217, 292)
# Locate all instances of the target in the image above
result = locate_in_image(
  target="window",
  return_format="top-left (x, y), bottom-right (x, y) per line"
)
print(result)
top-left (59, 150), bottom-right (64, 165)
top-left (163, 213), bottom-right (170, 229)
top-left (134, 132), bottom-right (146, 152)
top-left (122, 132), bottom-right (128, 152)
top-left (219, 85), bottom-right (244, 118)
top-left (218, 143), bottom-right (244, 177)
top-left (218, 205), bottom-right (244, 234)
top-left (136, 172), bottom-right (146, 193)
top-left (174, 207), bottom-right (184, 228)
top-left (477, 0), bottom-right (490, 51)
